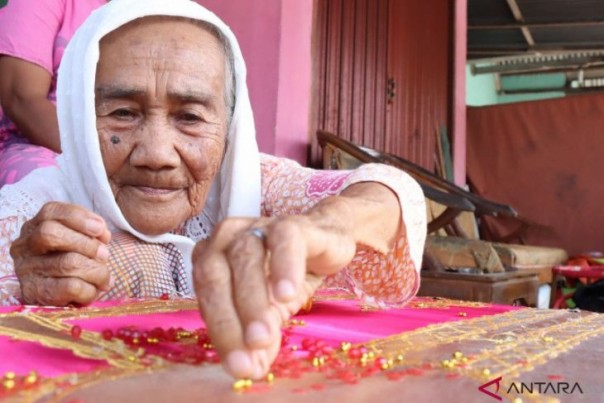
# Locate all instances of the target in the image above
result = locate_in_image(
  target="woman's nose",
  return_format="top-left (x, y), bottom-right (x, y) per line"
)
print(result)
top-left (129, 118), bottom-right (181, 170)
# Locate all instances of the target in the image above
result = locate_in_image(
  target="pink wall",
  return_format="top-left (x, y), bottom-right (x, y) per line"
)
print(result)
top-left (198, 0), bottom-right (313, 164)
top-left (274, 1), bottom-right (313, 162)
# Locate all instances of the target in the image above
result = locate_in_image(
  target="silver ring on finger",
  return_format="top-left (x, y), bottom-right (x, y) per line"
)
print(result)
top-left (246, 227), bottom-right (267, 244)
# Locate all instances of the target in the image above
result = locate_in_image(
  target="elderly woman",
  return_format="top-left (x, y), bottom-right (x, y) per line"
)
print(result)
top-left (0, 0), bottom-right (426, 380)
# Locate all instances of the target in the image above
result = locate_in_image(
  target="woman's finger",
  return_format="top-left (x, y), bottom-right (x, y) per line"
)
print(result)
top-left (193, 244), bottom-right (250, 379)
top-left (20, 276), bottom-right (99, 306)
top-left (226, 230), bottom-right (275, 350)
top-left (29, 202), bottom-right (110, 240)
top-left (24, 220), bottom-right (110, 261)
top-left (19, 252), bottom-right (111, 291)
top-left (265, 219), bottom-right (308, 304)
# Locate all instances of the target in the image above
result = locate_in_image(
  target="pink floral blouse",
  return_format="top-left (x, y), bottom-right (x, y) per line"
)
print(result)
top-left (0, 154), bottom-right (426, 307)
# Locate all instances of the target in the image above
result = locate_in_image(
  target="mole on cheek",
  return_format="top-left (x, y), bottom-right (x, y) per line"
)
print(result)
top-left (110, 135), bottom-right (121, 145)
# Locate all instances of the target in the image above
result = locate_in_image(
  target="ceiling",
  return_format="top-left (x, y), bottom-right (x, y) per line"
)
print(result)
top-left (467, 0), bottom-right (604, 91)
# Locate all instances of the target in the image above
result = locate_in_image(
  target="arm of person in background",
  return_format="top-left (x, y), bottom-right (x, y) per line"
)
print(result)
top-left (0, 0), bottom-right (66, 153)
top-left (192, 155), bottom-right (427, 380)
top-left (0, 56), bottom-right (60, 152)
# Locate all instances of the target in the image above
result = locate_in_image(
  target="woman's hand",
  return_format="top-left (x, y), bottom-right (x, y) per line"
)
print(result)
top-left (192, 198), bottom-right (358, 380)
top-left (10, 202), bottom-right (112, 305)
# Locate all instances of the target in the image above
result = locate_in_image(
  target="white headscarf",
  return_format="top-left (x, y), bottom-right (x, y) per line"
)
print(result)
top-left (0, 0), bottom-right (261, 289)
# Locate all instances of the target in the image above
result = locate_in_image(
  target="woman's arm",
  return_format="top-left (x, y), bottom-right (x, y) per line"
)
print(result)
top-left (0, 56), bottom-right (60, 152)
top-left (192, 156), bottom-right (426, 380)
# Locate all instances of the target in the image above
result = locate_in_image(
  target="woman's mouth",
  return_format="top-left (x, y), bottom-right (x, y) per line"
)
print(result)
top-left (136, 186), bottom-right (179, 195)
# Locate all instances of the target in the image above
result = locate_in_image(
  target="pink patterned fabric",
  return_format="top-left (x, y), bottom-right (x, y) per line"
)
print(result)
top-left (0, 298), bottom-right (520, 378)
top-left (0, 0), bottom-right (106, 186)
top-left (0, 143), bottom-right (58, 185)
top-left (305, 171), bottom-right (352, 198)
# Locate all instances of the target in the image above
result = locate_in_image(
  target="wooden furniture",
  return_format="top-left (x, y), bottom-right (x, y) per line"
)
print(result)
top-left (318, 129), bottom-right (475, 235)
top-left (418, 271), bottom-right (539, 307)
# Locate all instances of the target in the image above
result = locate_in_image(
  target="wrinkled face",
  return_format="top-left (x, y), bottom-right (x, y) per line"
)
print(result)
top-left (95, 18), bottom-right (228, 235)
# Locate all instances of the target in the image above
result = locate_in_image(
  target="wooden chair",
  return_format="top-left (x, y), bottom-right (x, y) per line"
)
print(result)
top-left (317, 130), bottom-right (475, 235)
top-left (317, 130), bottom-right (568, 306)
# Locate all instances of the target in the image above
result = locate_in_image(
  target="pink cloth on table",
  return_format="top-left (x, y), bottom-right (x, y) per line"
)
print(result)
top-left (0, 298), bottom-right (520, 378)
top-left (0, 0), bottom-right (105, 185)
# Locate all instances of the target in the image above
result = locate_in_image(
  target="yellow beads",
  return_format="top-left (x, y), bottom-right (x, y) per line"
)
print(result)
top-left (441, 359), bottom-right (454, 369)
top-left (312, 356), bottom-right (326, 367)
top-left (340, 342), bottom-right (352, 352)
top-left (232, 378), bottom-right (253, 392)
top-left (24, 371), bottom-right (38, 385)
top-left (266, 373), bottom-right (275, 383)
top-left (2, 371), bottom-right (39, 390)
top-left (2, 379), bottom-right (15, 390)
top-left (441, 352), bottom-right (467, 369)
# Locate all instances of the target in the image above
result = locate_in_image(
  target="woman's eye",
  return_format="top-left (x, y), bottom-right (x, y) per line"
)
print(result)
top-left (179, 113), bottom-right (203, 123)
top-left (110, 109), bottom-right (136, 120)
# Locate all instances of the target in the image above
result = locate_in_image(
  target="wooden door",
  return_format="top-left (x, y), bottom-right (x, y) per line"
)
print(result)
top-left (312, 0), bottom-right (389, 166)
top-left (313, 0), bottom-right (451, 171)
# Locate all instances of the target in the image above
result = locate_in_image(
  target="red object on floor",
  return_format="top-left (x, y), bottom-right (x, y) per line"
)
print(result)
top-left (550, 265), bottom-right (604, 308)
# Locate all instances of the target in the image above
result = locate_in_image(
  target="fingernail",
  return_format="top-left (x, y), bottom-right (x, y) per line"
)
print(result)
top-left (245, 321), bottom-right (270, 346)
top-left (86, 219), bottom-right (104, 235)
top-left (275, 279), bottom-right (296, 301)
top-left (96, 244), bottom-right (110, 261)
top-left (225, 350), bottom-right (253, 378)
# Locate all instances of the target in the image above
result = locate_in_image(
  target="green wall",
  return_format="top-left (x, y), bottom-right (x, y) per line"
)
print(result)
top-left (467, 64), bottom-right (566, 106)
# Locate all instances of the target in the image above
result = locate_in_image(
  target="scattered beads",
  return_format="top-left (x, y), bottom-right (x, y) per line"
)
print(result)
top-left (458, 312), bottom-right (467, 317)
top-left (70, 325), bottom-right (82, 339)
top-left (2, 379), bottom-right (15, 390)
top-left (1, 371), bottom-right (41, 396)
top-left (232, 379), bottom-right (253, 392)
top-left (24, 372), bottom-right (38, 385)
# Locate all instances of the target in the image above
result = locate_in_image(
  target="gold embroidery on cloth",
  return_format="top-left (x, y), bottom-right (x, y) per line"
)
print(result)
top-left (0, 301), bottom-right (603, 402)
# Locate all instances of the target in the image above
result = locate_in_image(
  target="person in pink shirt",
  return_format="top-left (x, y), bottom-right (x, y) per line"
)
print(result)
top-left (0, 0), bottom-right (106, 186)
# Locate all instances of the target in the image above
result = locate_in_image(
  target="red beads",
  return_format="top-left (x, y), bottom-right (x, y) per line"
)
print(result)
top-left (70, 325), bottom-right (82, 339)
